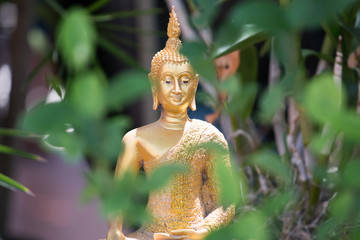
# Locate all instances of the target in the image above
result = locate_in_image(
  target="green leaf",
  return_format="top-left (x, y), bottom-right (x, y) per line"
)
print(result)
top-left (217, 75), bottom-right (239, 96)
top-left (249, 149), bottom-right (292, 184)
top-left (0, 173), bottom-right (34, 196)
top-left (197, 91), bottom-right (217, 109)
top-left (0, 144), bottom-right (45, 162)
top-left (191, 0), bottom-right (219, 28)
top-left (124, 198), bottom-right (150, 226)
top-left (44, 130), bottom-right (85, 158)
top-left (0, 128), bottom-right (41, 138)
top-left (204, 142), bottom-right (243, 207)
top-left (87, 169), bottom-right (134, 215)
top-left (310, 127), bottom-right (338, 154)
top-left (22, 102), bottom-right (73, 134)
top-left (181, 41), bottom-right (216, 83)
top-left (239, 46), bottom-right (259, 84)
top-left (107, 71), bottom-right (150, 111)
top-left (98, 36), bottom-right (145, 71)
top-left (329, 191), bottom-right (355, 222)
top-left (81, 170), bottom-right (112, 204)
top-left (301, 49), bottom-right (334, 64)
top-left (304, 74), bottom-right (360, 141)
top-left (206, 225), bottom-right (236, 240)
top-left (322, 21), bottom-right (341, 46)
top-left (139, 163), bottom-right (187, 192)
top-left (230, 1), bottom-right (289, 34)
top-left (98, 170), bottom-right (150, 226)
top-left (92, 8), bottom-right (163, 22)
top-left (330, 112), bottom-right (360, 142)
top-left (237, 46), bottom-right (259, 119)
top-left (99, 117), bottom-right (130, 161)
top-left (342, 25), bottom-right (360, 44)
top-left (227, 82), bottom-right (258, 119)
top-left (87, 0), bottom-right (111, 13)
top-left (316, 218), bottom-right (340, 240)
top-left (69, 71), bottom-right (106, 119)
top-left (259, 83), bottom-right (286, 123)
top-left (211, 24), bottom-right (267, 58)
top-left (350, 228), bottom-right (360, 240)
top-left (259, 190), bottom-right (294, 217)
top-left (287, 0), bottom-right (356, 31)
top-left (46, 74), bottom-right (63, 99)
top-left (273, 33), bottom-right (301, 70)
top-left (57, 7), bottom-right (96, 71)
top-left (215, 157), bottom-right (243, 207)
top-left (233, 211), bottom-right (269, 240)
top-left (343, 160), bottom-right (360, 188)
top-left (27, 28), bottom-right (50, 55)
top-left (43, 0), bottom-right (65, 16)
top-left (304, 73), bottom-right (343, 124)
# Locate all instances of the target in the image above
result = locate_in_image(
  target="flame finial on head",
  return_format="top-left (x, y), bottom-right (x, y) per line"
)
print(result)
top-left (167, 6), bottom-right (180, 39)
top-left (149, 6), bottom-right (189, 81)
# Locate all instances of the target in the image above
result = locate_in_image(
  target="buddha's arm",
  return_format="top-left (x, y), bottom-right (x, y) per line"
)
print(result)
top-left (115, 129), bottom-right (141, 177)
top-left (199, 135), bottom-right (235, 232)
top-left (107, 130), bottom-right (141, 240)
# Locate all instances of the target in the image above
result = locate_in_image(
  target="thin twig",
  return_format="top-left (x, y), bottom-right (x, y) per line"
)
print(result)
top-left (42, 0), bottom-right (65, 16)
top-left (315, 34), bottom-right (332, 74)
top-left (269, 38), bottom-right (286, 156)
top-left (286, 97), bottom-right (308, 182)
top-left (254, 166), bottom-right (269, 195)
top-left (232, 129), bottom-right (256, 150)
top-left (352, 47), bottom-right (360, 113)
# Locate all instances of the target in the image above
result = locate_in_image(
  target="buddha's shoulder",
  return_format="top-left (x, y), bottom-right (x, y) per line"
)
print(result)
top-left (122, 128), bottom-right (137, 145)
top-left (122, 121), bottom-right (159, 143)
top-left (191, 119), bottom-right (223, 136)
top-left (191, 119), bottom-right (227, 144)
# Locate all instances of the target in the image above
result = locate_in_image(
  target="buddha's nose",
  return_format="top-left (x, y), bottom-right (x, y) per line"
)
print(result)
top-left (172, 80), bottom-right (182, 94)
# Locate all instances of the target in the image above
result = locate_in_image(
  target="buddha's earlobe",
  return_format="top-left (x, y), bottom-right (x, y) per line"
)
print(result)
top-left (150, 76), bottom-right (159, 110)
top-left (152, 89), bottom-right (159, 110)
top-left (190, 74), bottom-right (199, 111)
top-left (190, 96), bottom-right (196, 111)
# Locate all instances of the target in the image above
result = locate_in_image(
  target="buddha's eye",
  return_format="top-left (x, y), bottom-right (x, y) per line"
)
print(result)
top-left (163, 75), bottom-right (174, 84)
top-left (179, 75), bottom-right (191, 84)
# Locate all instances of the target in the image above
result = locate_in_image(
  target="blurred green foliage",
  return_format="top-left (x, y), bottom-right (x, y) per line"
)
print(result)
top-left (13, 0), bottom-right (360, 239)
top-left (0, 127), bottom-right (44, 194)
top-left (57, 8), bottom-right (97, 72)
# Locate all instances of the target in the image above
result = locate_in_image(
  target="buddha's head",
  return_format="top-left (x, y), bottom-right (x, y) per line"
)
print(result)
top-left (149, 6), bottom-right (199, 112)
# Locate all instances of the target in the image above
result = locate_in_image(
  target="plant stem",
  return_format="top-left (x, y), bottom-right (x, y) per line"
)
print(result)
top-left (43, 0), bottom-right (65, 16)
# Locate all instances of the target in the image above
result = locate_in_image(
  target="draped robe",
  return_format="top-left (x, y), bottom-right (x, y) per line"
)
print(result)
top-left (126, 120), bottom-right (235, 240)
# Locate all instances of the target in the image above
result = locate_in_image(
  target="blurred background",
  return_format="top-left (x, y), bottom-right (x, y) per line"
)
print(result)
top-left (1, 0), bottom-right (360, 239)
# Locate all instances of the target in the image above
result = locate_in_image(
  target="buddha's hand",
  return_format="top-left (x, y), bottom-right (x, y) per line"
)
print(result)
top-left (154, 232), bottom-right (186, 240)
top-left (106, 228), bottom-right (125, 240)
top-left (169, 229), bottom-right (208, 240)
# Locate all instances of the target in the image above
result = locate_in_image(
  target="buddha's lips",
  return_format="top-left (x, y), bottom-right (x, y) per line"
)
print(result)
top-left (170, 94), bottom-right (182, 102)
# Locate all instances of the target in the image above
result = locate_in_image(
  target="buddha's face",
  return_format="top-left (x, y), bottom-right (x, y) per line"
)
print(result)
top-left (153, 62), bottom-right (198, 112)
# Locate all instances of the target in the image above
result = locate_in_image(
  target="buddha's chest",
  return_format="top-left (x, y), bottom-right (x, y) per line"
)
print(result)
top-left (137, 130), bottom-right (183, 162)
top-left (144, 146), bottom-right (208, 176)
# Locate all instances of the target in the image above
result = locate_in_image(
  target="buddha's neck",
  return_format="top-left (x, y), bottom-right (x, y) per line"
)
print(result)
top-left (159, 110), bottom-right (189, 130)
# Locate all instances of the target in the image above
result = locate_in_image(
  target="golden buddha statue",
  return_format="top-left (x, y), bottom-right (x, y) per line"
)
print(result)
top-left (106, 7), bottom-right (235, 240)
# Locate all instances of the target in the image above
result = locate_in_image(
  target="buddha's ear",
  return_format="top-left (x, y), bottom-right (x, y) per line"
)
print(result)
top-left (150, 77), bottom-right (159, 110)
top-left (190, 74), bottom-right (199, 111)
top-left (152, 90), bottom-right (159, 110)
